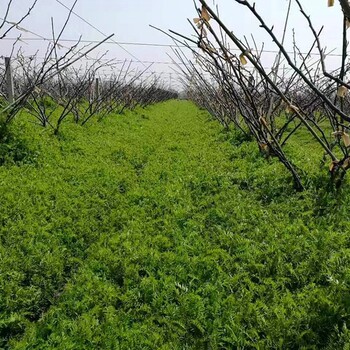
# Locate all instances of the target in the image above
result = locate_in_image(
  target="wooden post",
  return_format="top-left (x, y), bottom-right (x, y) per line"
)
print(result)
top-left (4, 57), bottom-right (14, 103)
top-left (95, 77), bottom-right (99, 100)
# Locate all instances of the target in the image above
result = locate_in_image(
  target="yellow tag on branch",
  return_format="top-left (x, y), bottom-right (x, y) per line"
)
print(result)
top-left (239, 53), bottom-right (248, 65)
top-left (201, 6), bottom-right (210, 22)
top-left (342, 133), bottom-right (350, 147)
top-left (337, 85), bottom-right (348, 98)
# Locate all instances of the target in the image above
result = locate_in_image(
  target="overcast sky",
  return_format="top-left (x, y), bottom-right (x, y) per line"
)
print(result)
top-left (0, 0), bottom-right (347, 89)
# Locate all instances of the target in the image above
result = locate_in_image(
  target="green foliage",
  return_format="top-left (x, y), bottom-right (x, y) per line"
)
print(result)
top-left (1, 100), bottom-right (350, 349)
top-left (0, 122), bottom-right (39, 166)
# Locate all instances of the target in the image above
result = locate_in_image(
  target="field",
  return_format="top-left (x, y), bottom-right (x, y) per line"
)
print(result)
top-left (1, 100), bottom-right (350, 349)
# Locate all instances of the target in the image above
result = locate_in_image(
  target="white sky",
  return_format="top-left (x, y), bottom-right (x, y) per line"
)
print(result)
top-left (0, 0), bottom-right (347, 90)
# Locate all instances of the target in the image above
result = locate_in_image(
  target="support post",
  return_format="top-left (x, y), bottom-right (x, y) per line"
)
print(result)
top-left (4, 57), bottom-right (14, 103)
top-left (95, 77), bottom-right (99, 100)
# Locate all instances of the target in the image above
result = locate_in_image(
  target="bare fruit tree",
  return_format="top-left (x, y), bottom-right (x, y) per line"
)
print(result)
top-left (162, 0), bottom-right (350, 189)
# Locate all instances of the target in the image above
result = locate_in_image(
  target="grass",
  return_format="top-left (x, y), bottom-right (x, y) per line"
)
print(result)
top-left (1, 100), bottom-right (350, 349)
